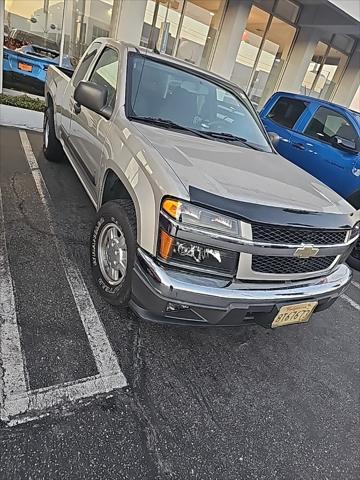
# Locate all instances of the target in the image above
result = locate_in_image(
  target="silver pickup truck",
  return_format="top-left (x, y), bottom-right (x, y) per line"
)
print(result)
top-left (45, 38), bottom-right (359, 328)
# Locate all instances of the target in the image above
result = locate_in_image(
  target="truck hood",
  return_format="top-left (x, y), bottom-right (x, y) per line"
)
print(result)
top-left (135, 124), bottom-right (353, 215)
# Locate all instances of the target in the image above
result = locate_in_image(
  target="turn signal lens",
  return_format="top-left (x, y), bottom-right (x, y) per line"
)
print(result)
top-left (158, 230), bottom-right (175, 260)
top-left (162, 198), bottom-right (182, 220)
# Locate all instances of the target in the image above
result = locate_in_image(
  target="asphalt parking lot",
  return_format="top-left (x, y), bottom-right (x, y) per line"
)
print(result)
top-left (0, 125), bottom-right (359, 480)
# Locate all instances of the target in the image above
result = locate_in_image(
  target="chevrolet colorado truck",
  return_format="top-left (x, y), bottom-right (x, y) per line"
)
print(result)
top-left (44, 38), bottom-right (359, 328)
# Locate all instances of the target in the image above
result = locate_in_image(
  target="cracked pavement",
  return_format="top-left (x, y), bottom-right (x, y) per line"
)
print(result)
top-left (0, 126), bottom-right (359, 480)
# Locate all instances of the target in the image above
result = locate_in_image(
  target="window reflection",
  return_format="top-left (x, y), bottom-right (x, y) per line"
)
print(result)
top-left (312, 47), bottom-right (348, 100)
top-left (175, 0), bottom-right (226, 67)
top-left (141, 0), bottom-right (226, 67)
top-left (230, 6), bottom-right (269, 91)
top-left (3, 0), bottom-right (115, 96)
top-left (301, 42), bottom-right (349, 100)
top-left (248, 16), bottom-right (296, 108)
top-left (230, 5), bottom-right (296, 109)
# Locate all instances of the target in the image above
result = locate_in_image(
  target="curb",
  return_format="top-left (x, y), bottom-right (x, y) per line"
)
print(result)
top-left (0, 104), bottom-right (43, 132)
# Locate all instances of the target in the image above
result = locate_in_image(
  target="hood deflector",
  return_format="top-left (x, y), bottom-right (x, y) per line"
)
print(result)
top-left (189, 186), bottom-right (355, 230)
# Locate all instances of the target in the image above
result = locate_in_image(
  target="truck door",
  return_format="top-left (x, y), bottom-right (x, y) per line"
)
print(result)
top-left (69, 47), bottom-right (118, 198)
top-left (261, 95), bottom-right (309, 161)
top-left (61, 42), bottom-right (101, 137)
top-left (288, 105), bottom-right (360, 199)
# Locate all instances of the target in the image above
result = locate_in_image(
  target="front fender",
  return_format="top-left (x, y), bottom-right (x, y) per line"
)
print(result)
top-left (98, 120), bottom-right (189, 256)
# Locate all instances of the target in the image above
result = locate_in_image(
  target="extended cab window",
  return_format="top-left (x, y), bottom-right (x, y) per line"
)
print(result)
top-left (304, 107), bottom-right (358, 145)
top-left (127, 54), bottom-right (271, 152)
top-left (89, 47), bottom-right (119, 114)
top-left (72, 42), bottom-right (100, 88)
top-left (267, 98), bottom-right (308, 129)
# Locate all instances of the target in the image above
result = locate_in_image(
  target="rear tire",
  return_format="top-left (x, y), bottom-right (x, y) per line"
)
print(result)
top-left (43, 105), bottom-right (64, 162)
top-left (90, 200), bottom-right (137, 306)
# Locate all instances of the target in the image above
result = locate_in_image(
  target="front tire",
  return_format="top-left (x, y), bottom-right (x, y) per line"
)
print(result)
top-left (90, 200), bottom-right (137, 306)
top-left (43, 105), bottom-right (64, 162)
top-left (346, 193), bottom-right (360, 271)
top-left (348, 241), bottom-right (360, 271)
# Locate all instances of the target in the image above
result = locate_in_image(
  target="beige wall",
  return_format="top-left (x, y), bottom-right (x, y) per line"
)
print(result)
top-left (350, 85), bottom-right (360, 112)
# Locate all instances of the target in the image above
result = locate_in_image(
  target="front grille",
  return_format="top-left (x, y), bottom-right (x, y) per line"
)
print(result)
top-left (252, 255), bottom-right (336, 274)
top-left (252, 224), bottom-right (347, 245)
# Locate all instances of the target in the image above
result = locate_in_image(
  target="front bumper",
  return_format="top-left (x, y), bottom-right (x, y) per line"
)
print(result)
top-left (130, 249), bottom-right (352, 327)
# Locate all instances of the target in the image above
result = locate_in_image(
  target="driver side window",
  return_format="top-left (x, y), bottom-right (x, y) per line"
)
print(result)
top-left (304, 107), bottom-right (357, 145)
top-left (88, 47), bottom-right (119, 114)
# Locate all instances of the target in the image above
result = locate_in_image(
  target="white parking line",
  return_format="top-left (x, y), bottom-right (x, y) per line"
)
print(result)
top-left (0, 186), bottom-right (29, 419)
top-left (342, 294), bottom-right (360, 312)
top-left (351, 280), bottom-right (360, 290)
top-left (0, 131), bottom-right (127, 425)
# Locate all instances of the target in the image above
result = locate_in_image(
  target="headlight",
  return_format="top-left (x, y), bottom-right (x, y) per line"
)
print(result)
top-left (158, 231), bottom-right (239, 276)
top-left (158, 198), bottom-right (239, 276)
top-left (162, 198), bottom-right (239, 237)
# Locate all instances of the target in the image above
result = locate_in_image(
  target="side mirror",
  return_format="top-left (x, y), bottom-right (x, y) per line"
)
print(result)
top-left (268, 131), bottom-right (280, 148)
top-left (74, 81), bottom-right (111, 119)
top-left (332, 135), bottom-right (357, 153)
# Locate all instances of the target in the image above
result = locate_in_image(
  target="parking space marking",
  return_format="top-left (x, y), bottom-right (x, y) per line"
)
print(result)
top-left (0, 186), bottom-right (29, 419)
top-left (351, 280), bottom-right (360, 290)
top-left (19, 130), bottom-right (125, 378)
top-left (342, 294), bottom-right (360, 312)
top-left (0, 131), bottom-right (127, 425)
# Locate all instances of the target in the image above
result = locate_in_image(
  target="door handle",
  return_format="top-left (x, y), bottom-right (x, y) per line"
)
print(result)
top-left (292, 142), bottom-right (305, 150)
top-left (73, 102), bottom-right (81, 115)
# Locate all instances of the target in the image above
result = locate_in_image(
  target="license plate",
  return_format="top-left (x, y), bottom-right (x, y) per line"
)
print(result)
top-left (18, 62), bottom-right (32, 72)
top-left (272, 301), bottom-right (318, 328)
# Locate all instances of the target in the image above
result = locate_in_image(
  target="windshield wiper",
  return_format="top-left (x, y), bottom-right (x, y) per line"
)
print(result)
top-left (129, 116), bottom-right (212, 140)
top-left (204, 131), bottom-right (262, 151)
top-left (130, 116), bottom-right (265, 151)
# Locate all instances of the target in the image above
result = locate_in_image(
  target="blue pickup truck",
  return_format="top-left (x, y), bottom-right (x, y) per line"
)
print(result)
top-left (260, 92), bottom-right (360, 268)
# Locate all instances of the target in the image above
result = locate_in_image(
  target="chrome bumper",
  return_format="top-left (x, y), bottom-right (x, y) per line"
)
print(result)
top-left (130, 249), bottom-right (352, 327)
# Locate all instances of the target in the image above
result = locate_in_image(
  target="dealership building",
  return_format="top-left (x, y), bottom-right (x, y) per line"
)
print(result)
top-left (1, 0), bottom-right (359, 109)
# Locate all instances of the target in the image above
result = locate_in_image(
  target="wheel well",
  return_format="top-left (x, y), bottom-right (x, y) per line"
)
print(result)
top-left (101, 170), bottom-right (132, 205)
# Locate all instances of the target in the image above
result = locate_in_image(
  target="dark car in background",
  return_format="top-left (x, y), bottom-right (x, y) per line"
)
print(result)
top-left (260, 92), bottom-right (360, 269)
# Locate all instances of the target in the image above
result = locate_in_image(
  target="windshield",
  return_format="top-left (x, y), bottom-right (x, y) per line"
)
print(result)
top-left (126, 54), bottom-right (272, 152)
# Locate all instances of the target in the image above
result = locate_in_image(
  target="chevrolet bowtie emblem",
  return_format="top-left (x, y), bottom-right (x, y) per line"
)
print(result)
top-left (294, 245), bottom-right (320, 259)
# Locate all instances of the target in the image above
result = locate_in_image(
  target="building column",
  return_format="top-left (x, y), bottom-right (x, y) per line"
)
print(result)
top-left (277, 27), bottom-right (320, 94)
top-left (332, 45), bottom-right (360, 107)
top-left (210, 0), bottom-right (252, 79)
top-left (111, 0), bottom-right (147, 46)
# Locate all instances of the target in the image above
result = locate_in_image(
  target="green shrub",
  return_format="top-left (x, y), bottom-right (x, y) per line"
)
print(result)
top-left (0, 94), bottom-right (45, 112)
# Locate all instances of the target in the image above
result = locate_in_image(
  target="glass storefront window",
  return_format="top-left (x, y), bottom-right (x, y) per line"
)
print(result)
top-left (301, 41), bottom-right (349, 100)
top-left (247, 15), bottom-right (296, 108)
top-left (274, 0), bottom-right (299, 23)
top-left (175, 0), bottom-right (226, 67)
top-left (141, 0), bottom-right (226, 67)
top-left (4, 0), bottom-right (66, 94)
top-left (230, 4), bottom-right (297, 108)
top-left (312, 47), bottom-right (348, 100)
top-left (230, 6), bottom-right (270, 91)
top-left (3, 0), bottom-right (116, 96)
top-left (141, 1), bottom-right (187, 54)
top-left (65, 0), bottom-right (115, 66)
